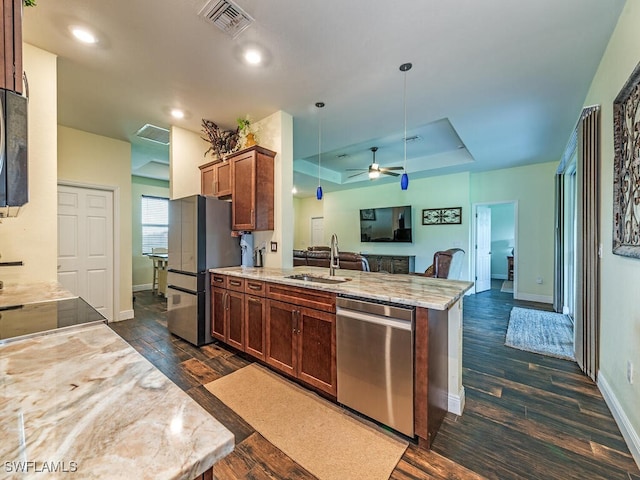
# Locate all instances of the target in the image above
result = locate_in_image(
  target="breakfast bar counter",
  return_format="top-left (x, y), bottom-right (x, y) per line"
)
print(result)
top-left (0, 322), bottom-right (234, 479)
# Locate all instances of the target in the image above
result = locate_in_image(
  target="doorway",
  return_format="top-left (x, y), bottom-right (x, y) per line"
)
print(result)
top-left (310, 217), bottom-right (324, 247)
top-left (473, 201), bottom-right (517, 295)
top-left (57, 183), bottom-right (115, 321)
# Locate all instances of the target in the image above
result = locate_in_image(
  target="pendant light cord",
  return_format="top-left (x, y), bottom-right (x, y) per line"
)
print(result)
top-left (403, 69), bottom-right (407, 172)
top-left (318, 115), bottom-right (322, 186)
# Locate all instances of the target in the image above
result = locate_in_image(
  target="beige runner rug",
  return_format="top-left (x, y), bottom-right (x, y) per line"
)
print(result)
top-left (205, 363), bottom-right (407, 480)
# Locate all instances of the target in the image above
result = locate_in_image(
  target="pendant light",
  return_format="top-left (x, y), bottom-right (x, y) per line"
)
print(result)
top-left (399, 62), bottom-right (412, 190)
top-left (316, 102), bottom-right (325, 200)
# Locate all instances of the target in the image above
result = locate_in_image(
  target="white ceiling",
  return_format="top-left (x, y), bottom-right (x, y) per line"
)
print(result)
top-left (22, 0), bottom-right (625, 197)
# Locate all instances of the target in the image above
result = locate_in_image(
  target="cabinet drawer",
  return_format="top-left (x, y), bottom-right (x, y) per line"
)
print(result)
top-left (211, 274), bottom-right (227, 288)
top-left (266, 283), bottom-right (336, 313)
top-left (227, 276), bottom-right (245, 292)
top-left (245, 279), bottom-right (266, 296)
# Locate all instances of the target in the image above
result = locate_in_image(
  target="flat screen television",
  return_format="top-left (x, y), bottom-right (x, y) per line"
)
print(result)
top-left (359, 205), bottom-right (412, 243)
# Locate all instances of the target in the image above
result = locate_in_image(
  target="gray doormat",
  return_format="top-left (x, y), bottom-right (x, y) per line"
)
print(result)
top-left (505, 307), bottom-right (574, 361)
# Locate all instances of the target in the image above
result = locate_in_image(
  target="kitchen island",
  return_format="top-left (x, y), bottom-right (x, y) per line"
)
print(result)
top-left (209, 266), bottom-right (473, 448)
top-left (0, 293), bottom-right (234, 479)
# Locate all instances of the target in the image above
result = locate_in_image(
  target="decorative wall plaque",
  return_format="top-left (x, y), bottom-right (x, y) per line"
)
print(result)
top-left (613, 61), bottom-right (640, 258)
top-left (422, 207), bottom-right (462, 225)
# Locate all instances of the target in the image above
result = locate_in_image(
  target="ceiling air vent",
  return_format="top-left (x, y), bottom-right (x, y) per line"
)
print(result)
top-left (198, 0), bottom-right (254, 38)
top-left (135, 124), bottom-right (170, 145)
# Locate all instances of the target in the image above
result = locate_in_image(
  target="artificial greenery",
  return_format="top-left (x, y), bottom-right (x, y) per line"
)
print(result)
top-left (23, 0), bottom-right (37, 6)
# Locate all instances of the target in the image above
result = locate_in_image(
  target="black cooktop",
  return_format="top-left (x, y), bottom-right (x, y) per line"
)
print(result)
top-left (0, 297), bottom-right (106, 344)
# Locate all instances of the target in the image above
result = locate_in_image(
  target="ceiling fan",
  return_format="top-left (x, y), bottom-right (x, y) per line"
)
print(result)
top-left (346, 147), bottom-right (404, 179)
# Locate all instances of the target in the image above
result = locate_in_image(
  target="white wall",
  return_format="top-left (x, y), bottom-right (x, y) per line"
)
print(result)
top-left (0, 45), bottom-right (58, 285)
top-left (583, 0), bottom-right (640, 464)
top-left (471, 162), bottom-right (557, 302)
top-left (58, 126), bottom-right (133, 321)
top-left (170, 126), bottom-right (204, 200)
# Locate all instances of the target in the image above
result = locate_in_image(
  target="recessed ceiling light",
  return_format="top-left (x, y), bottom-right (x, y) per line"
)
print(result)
top-left (71, 26), bottom-right (98, 44)
top-left (244, 49), bottom-right (262, 65)
top-left (170, 109), bottom-right (185, 119)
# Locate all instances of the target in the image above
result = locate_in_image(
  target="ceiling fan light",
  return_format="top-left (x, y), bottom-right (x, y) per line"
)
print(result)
top-left (400, 172), bottom-right (409, 190)
top-left (369, 170), bottom-right (380, 179)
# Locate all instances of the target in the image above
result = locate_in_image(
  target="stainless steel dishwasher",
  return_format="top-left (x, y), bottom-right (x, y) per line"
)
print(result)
top-left (336, 296), bottom-right (415, 437)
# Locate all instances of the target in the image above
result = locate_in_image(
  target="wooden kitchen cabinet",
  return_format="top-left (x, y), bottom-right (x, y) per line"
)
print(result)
top-left (265, 284), bottom-right (336, 396)
top-left (199, 160), bottom-right (231, 198)
top-left (210, 274), bottom-right (244, 350)
top-left (1, 0), bottom-right (23, 94)
top-left (199, 161), bottom-right (216, 197)
top-left (244, 279), bottom-right (266, 360)
top-left (229, 146), bottom-right (276, 231)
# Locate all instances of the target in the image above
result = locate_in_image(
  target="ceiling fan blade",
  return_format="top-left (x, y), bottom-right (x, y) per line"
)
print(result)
top-left (380, 166), bottom-right (404, 171)
top-left (381, 171), bottom-right (400, 177)
top-left (348, 172), bottom-right (366, 178)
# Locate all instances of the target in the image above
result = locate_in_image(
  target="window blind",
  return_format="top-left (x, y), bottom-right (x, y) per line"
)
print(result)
top-left (141, 195), bottom-right (169, 254)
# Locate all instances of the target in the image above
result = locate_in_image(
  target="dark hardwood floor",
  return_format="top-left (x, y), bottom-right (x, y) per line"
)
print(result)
top-left (111, 284), bottom-right (640, 479)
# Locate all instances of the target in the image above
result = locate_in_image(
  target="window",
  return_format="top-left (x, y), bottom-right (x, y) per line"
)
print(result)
top-left (141, 195), bottom-right (169, 254)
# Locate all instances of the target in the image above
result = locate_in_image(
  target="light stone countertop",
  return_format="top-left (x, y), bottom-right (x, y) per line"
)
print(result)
top-left (210, 266), bottom-right (473, 310)
top-left (0, 282), bottom-right (76, 308)
top-left (0, 323), bottom-right (234, 479)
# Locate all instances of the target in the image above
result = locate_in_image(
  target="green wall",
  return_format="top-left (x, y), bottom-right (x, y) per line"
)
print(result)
top-left (132, 175), bottom-right (170, 290)
top-left (294, 162), bottom-right (557, 301)
top-left (583, 0), bottom-right (640, 454)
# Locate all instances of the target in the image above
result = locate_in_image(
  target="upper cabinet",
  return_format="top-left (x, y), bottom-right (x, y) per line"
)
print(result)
top-left (1, 0), bottom-right (24, 94)
top-left (199, 160), bottom-right (232, 198)
top-left (199, 145), bottom-right (276, 231)
top-left (230, 146), bottom-right (275, 232)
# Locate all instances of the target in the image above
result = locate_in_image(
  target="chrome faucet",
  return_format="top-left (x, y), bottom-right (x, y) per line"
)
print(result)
top-left (329, 233), bottom-right (339, 276)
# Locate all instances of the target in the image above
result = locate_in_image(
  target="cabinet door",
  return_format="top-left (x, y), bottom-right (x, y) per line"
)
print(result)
top-left (245, 295), bottom-right (266, 360)
top-left (211, 287), bottom-right (226, 341)
top-left (226, 290), bottom-right (245, 350)
top-left (265, 299), bottom-right (296, 377)
top-left (297, 307), bottom-right (336, 396)
top-left (200, 164), bottom-right (215, 196)
top-left (231, 152), bottom-right (256, 230)
top-left (215, 162), bottom-right (232, 197)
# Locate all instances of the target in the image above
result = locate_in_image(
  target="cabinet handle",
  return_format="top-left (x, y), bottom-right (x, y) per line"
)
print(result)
top-left (248, 297), bottom-right (262, 304)
top-left (224, 292), bottom-right (229, 311)
top-left (229, 280), bottom-right (241, 286)
top-left (295, 310), bottom-right (301, 334)
top-left (248, 283), bottom-right (261, 290)
top-left (214, 277), bottom-right (224, 283)
top-left (291, 310), bottom-right (296, 334)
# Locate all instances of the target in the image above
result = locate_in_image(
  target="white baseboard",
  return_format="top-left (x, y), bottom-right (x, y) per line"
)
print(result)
top-left (114, 309), bottom-right (134, 322)
top-left (448, 386), bottom-right (465, 416)
top-left (133, 283), bottom-right (152, 292)
top-left (514, 292), bottom-right (553, 304)
top-left (597, 372), bottom-right (640, 468)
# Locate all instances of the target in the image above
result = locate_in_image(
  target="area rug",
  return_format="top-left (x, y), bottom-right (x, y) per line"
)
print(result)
top-left (505, 307), bottom-right (574, 361)
top-left (501, 280), bottom-right (514, 293)
top-left (204, 364), bottom-right (407, 480)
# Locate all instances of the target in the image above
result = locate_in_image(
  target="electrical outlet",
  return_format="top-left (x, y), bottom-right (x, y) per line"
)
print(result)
top-left (628, 360), bottom-right (634, 384)
top-left (536, 277), bottom-right (543, 284)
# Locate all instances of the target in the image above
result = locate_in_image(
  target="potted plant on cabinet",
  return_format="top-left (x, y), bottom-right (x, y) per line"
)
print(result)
top-left (237, 115), bottom-right (259, 149)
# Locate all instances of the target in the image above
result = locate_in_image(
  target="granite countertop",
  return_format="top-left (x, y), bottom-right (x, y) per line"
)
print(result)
top-left (0, 282), bottom-right (76, 308)
top-left (210, 266), bottom-right (473, 310)
top-left (0, 323), bottom-right (234, 479)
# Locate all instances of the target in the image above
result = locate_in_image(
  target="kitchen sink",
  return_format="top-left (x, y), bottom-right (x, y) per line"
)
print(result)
top-left (286, 274), bottom-right (351, 284)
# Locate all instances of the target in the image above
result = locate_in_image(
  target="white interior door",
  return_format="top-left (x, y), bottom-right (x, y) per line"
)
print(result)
top-left (310, 217), bottom-right (324, 246)
top-left (475, 205), bottom-right (492, 293)
top-left (58, 185), bottom-right (114, 321)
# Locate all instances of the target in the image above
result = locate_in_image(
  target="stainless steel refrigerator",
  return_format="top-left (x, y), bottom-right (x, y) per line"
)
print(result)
top-left (167, 195), bottom-right (241, 346)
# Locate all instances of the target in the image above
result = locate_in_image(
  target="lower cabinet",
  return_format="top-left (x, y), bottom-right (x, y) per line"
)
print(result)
top-left (245, 294), bottom-right (266, 360)
top-left (265, 299), bottom-right (336, 396)
top-left (210, 274), bottom-right (336, 397)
